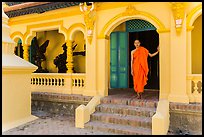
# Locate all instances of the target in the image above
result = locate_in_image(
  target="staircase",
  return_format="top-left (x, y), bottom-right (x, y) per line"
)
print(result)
top-left (84, 95), bottom-right (158, 135)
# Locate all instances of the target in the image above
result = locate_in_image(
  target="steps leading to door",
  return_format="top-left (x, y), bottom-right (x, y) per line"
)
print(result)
top-left (84, 96), bottom-right (158, 135)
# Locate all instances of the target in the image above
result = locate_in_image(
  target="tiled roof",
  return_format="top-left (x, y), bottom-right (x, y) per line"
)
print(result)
top-left (4, 2), bottom-right (80, 18)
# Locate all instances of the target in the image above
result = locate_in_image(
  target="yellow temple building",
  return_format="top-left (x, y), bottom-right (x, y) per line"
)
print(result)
top-left (2, 2), bottom-right (202, 135)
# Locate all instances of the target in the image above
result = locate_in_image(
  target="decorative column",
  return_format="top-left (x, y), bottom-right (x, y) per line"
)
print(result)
top-left (22, 44), bottom-right (29, 61)
top-left (66, 40), bottom-right (73, 73)
top-left (186, 27), bottom-right (195, 102)
top-left (156, 30), bottom-right (171, 100)
top-left (96, 37), bottom-right (109, 96)
top-left (79, 2), bottom-right (97, 96)
top-left (168, 2), bottom-right (189, 103)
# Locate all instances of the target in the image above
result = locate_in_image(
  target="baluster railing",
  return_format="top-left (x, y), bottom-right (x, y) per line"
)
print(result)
top-left (187, 74), bottom-right (202, 103)
top-left (31, 73), bottom-right (85, 95)
top-left (71, 73), bottom-right (85, 94)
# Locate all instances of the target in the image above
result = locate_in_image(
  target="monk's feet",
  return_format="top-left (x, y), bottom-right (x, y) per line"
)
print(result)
top-left (136, 93), bottom-right (141, 99)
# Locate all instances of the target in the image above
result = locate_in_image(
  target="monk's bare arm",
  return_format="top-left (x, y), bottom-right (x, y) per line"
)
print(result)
top-left (148, 46), bottom-right (159, 57)
top-left (131, 50), bottom-right (135, 75)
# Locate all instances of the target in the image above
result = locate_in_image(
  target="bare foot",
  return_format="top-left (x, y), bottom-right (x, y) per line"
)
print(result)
top-left (136, 93), bottom-right (141, 99)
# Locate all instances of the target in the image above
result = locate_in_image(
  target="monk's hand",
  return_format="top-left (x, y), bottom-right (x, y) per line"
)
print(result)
top-left (131, 70), bottom-right (133, 76)
top-left (157, 46), bottom-right (159, 52)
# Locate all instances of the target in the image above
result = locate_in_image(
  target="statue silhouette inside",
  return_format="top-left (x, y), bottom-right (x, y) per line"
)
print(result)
top-left (14, 43), bottom-right (24, 58)
top-left (32, 37), bottom-right (49, 73)
top-left (54, 42), bottom-right (86, 73)
top-left (54, 43), bottom-right (68, 73)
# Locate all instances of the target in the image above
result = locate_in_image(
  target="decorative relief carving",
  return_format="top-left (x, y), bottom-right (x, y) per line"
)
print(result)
top-left (80, 2), bottom-right (96, 44)
top-left (171, 2), bottom-right (185, 32)
top-left (122, 5), bottom-right (139, 16)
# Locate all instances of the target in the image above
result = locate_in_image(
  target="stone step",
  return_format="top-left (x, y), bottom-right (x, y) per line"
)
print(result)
top-left (95, 103), bottom-right (156, 117)
top-left (90, 112), bottom-right (152, 129)
top-left (100, 97), bottom-right (158, 108)
top-left (85, 121), bottom-right (152, 135)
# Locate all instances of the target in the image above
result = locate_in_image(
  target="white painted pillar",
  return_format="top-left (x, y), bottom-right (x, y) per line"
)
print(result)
top-left (186, 29), bottom-right (195, 102)
top-left (83, 23), bottom-right (97, 96)
top-left (158, 32), bottom-right (171, 100)
top-left (168, 13), bottom-right (189, 103)
top-left (96, 38), bottom-right (109, 97)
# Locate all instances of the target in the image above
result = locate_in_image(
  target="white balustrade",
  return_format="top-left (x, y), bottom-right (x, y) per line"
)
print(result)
top-left (72, 73), bottom-right (85, 94)
top-left (31, 73), bottom-right (85, 94)
top-left (187, 74), bottom-right (202, 103)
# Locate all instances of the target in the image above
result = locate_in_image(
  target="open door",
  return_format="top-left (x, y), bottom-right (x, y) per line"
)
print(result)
top-left (128, 30), bottom-right (159, 90)
top-left (110, 32), bottom-right (128, 88)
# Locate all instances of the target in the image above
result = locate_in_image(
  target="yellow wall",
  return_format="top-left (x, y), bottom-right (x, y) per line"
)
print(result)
top-left (192, 15), bottom-right (202, 74)
top-left (73, 31), bottom-right (86, 73)
top-left (36, 30), bottom-right (65, 73)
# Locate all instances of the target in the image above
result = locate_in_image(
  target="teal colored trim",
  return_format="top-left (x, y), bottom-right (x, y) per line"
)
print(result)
top-left (126, 19), bottom-right (156, 32)
top-left (18, 39), bottom-right (22, 44)
top-left (127, 27), bottom-right (156, 32)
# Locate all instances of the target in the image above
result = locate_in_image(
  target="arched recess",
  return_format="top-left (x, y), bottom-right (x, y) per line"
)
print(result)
top-left (10, 32), bottom-right (24, 58)
top-left (186, 4), bottom-right (202, 74)
top-left (186, 4), bottom-right (202, 103)
top-left (186, 4), bottom-right (202, 28)
top-left (67, 23), bottom-right (85, 41)
top-left (191, 15), bottom-right (202, 74)
top-left (99, 7), bottom-right (169, 38)
top-left (67, 23), bottom-right (86, 73)
top-left (10, 31), bottom-right (24, 44)
top-left (23, 20), bottom-right (68, 45)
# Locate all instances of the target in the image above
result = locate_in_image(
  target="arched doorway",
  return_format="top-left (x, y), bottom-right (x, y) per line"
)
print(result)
top-left (109, 19), bottom-right (159, 93)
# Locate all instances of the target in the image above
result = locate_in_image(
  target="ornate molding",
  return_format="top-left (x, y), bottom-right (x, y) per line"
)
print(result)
top-left (80, 2), bottom-right (96, 45)
top-left (171, 2), bottom-right (185, 32)
top-left (10, 31), bottom-right (24, 43)
top-left (99, 6), bottom-right (167, 38)
top-left (186, 4), bottom-right (202, 32)
top-left (156, 29), bottom-right (170, 33)
top-left (97, 35), bottom-right (109, 40)
top-left (67, 23), bottom-right (85, 41)
top-left (23, 20), bottom-right (68, 45)
top-left (122, 5), bottom-right (139, 16)
top-left (186, 26), bottom-right (194, 31)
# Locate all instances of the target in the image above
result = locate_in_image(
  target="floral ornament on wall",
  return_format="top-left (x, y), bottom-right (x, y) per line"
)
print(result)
top-left (171, 2), bottom-right (185, 33)
top-left (80, 2), bottom-right (96, 45)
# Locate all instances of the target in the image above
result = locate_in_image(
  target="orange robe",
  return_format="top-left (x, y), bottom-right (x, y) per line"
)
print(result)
top-left (133, 47), bottom-right (149, 93)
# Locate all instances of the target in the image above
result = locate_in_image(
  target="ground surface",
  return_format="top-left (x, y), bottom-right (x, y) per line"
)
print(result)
top-left (2, 111), bottom-right (117, 135)
top-left (2, 89), bottom-right (159, 135)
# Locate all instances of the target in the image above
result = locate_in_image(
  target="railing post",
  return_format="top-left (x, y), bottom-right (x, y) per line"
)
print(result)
top-left (193, 79), bottom-right (201, 102)
top-left (187, 75), bottom-right (195, 102)
top-left (64, 74), bottom-right (72, 94)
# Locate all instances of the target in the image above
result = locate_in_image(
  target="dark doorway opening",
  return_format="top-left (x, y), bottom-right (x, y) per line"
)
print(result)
top-left (128, 30), bottom-right (159, 90)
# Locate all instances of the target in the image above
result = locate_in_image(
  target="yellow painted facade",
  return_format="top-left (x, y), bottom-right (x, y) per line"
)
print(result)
top-left (3, 2), bottom-right (202, 134)
top-left (8, 1), bottom-right (202, 101)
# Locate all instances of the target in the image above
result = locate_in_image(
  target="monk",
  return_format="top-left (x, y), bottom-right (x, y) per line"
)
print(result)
top-left (131, 39), bottom-right (159, 99)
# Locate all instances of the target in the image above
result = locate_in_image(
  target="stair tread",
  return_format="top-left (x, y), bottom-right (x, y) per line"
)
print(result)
top-left (91, 112), bottom-right (152, 121)
top-left (97, 103), bottom-right (156, 111)
top-left (101, 97), bottom-right (158, 107)
top-left (85, 121), bottom-right (152, 135)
